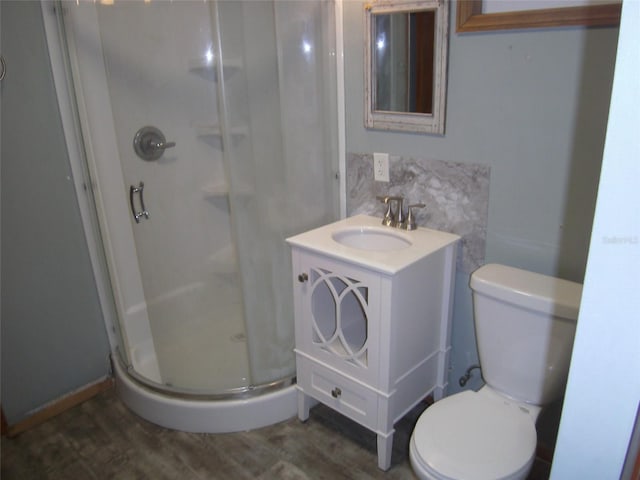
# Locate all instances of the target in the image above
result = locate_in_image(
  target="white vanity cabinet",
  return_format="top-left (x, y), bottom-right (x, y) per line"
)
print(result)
top-left (287, 215), bottom-right (459, 470)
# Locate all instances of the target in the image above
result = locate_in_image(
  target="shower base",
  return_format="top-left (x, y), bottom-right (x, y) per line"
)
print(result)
top-left (113, 356), bottom-right (297, 433)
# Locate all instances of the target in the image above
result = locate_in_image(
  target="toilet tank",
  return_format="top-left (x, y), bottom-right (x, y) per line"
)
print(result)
top-left (470, 264), bottom-right (582, 406)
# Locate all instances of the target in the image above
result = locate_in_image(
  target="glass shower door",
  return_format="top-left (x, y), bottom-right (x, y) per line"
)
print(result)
top-left (216, 0), bottom-right (339, 385)
top-left (60, 0), bottom-right (339, 395)
top-left (63, 0), bottom-right (249, 393)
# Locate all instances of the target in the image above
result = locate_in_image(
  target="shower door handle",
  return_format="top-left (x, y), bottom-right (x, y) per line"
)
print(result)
top-left (130, 182), bottom-right (150, 223)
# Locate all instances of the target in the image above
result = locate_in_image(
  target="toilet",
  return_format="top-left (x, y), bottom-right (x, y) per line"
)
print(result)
top-left (409, 263), bottom-right (582, 480)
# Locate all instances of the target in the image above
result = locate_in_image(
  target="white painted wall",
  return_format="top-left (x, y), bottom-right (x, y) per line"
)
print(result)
top-left (551, 0), bottom-right (640, 476)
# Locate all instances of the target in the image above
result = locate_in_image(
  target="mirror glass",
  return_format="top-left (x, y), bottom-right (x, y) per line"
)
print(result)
top-left (374, 11), bottom-right (435, 114)
top-left (365, 1), bottom-right (448, 135)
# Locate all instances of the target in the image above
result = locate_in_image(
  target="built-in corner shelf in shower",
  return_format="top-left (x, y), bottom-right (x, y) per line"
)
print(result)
top-left (195, 124), bottom-right (249, 148)
top-left (202, 181), bottom-right (230, 199)
top-left (202, 181), bottom-right (253, 200)
top-left (188, 57), bottom-right (242, 82)
top-left (208, 243), bottom-right (238, 275)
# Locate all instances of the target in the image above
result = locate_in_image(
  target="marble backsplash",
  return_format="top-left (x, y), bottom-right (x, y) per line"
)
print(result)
top-left (346, 152), bottom-right (490, 273)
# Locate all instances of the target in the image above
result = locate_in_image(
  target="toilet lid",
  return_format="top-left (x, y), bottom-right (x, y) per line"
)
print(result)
top-left (412, 391), bottom-right (537, 480)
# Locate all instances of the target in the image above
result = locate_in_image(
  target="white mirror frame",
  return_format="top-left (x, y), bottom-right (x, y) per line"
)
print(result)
top-left (364, 0), bottom-right (449, 135)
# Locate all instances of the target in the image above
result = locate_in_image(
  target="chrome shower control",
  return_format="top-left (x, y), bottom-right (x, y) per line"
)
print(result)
top-left (133, 126), bottom-right (176, 161)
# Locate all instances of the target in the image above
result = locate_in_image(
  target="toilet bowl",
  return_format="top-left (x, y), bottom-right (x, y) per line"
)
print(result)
top-left (409, 264), bottom-right (582, 480)
top-left (410, 388), bottom-right (539, 480)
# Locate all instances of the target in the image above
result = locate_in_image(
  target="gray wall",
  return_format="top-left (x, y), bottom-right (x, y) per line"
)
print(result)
top-left (343, 1), bottom-right (618, 393)
top-left (1, 1), bottom-right (111, 424)
top-left (0, 0), bottom-right (620, 429)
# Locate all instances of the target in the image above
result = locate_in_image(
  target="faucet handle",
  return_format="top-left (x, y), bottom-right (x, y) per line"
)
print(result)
top-left (402, 203), bottom-right (426, 230)
top-left (390, 196), bottom-right (404, 226)
top-left (384, 196), bottom-right (405, 227)
top-left (376, 195), bottom-right (395, 226)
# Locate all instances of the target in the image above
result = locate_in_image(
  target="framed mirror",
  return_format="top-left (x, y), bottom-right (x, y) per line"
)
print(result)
top-left (365, 0), bottom-right (449, 135)
top-left (457, 0), bottom-right (621, 33)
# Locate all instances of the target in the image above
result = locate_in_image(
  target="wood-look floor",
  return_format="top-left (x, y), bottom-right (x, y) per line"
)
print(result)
top-left (1, 387), bottom-right (552, 479)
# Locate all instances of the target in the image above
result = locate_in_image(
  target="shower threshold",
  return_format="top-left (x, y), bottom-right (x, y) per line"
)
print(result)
top-left (112, 354), bottom-right (298, 433)
top-left (123, 354), bottom-right (295, 401)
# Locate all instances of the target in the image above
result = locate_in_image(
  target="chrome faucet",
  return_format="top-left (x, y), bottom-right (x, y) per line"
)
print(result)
top-left (377, 196), bottom-right (425, 230)
top-left (376, 195), bottom-right (403, 227)
top-left (394, 197), bottom-right (405, 227)
top-left (377, 195), bottom-right (395, 226)
top-left (401, 203), bottom-right (426, 230)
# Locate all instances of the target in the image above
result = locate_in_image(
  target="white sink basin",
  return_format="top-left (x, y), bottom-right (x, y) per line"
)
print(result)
top-left (332, 227), bottom-right (412, 251)
top-left (287, 215), bottom-right (460, 275)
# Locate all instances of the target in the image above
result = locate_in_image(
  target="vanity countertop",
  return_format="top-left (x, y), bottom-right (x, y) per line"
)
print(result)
top-left (286, 214), bottom-right (460, 275)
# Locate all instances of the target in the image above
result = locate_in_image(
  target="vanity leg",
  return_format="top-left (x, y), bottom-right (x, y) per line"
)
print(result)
top-left (297, 389), bottom-right (311, 422)
top-left (377, 431), bottom-right (394, 471)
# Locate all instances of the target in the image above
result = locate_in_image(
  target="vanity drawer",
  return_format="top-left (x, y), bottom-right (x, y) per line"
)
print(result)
top-left (297, 356), bottom-right (378, 431)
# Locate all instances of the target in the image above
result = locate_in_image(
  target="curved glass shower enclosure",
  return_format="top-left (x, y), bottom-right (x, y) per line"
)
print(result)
top-left (52, 0), bottom-right (339, 406)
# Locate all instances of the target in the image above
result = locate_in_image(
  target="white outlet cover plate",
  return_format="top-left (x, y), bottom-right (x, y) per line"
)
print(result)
top-left (373, 152), bottom-right (389, 182)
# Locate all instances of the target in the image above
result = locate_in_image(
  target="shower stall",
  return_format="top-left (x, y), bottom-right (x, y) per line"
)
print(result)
top-left (44, 0), bottom-right (341, 431)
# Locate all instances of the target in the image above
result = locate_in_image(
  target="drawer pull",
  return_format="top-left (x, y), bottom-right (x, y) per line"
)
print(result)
top-left (331, 387), bottom-right (342, 398)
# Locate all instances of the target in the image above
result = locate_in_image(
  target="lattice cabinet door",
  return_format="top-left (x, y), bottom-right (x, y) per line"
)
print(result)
top-left (293, 251), bottom-right (382, 386)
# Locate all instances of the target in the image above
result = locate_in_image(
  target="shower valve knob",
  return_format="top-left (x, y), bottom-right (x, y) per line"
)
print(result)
top-left (298, 273), bottom-right (309, 283)
top-left (133, 126), bottom-right (176, 161)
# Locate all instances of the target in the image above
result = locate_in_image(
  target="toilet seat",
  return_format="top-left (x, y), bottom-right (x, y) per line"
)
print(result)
top-left (410, 389), bottom-right (537, 480)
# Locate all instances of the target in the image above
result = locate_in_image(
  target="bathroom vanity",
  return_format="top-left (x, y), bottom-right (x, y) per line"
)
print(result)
top-left (287, 215), bottom-right (459, 470)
